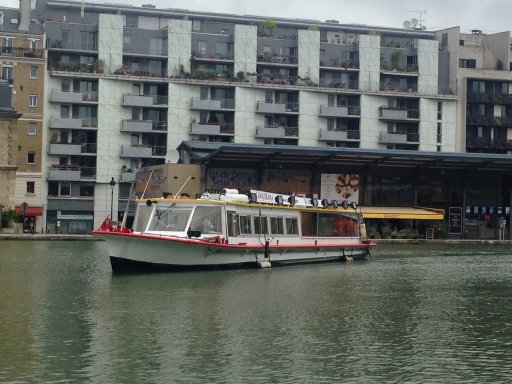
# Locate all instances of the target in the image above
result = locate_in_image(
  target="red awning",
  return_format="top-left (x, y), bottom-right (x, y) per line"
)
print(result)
top-left (15, 206), bottom-right (43, 216)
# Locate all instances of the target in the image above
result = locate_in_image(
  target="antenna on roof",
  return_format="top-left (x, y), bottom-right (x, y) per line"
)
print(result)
top-left (406, 10), bottom-right (427, 30)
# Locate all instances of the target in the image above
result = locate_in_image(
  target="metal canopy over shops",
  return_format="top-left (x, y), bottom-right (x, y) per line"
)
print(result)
top-left (178, 141), bottom-right (512, 172)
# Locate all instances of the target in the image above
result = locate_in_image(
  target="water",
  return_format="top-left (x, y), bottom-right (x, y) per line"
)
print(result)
top-left (1, 241), bottom-right (512, 383)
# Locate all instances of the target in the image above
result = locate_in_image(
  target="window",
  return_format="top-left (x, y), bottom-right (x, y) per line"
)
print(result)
top-left (192, 19), bottom-right (201, 31)
top-left (26, 181), bottom-right (35, 194)
top-left (270, 217), bottom-right (284, 235)
top-left (459, 59), bottom-right (476, 68)
top-left (238, 215), bottom-right (252, 235)
top-left (123, 35), bottom-right (131, 48)
top-left (437, 101), bottom-right (442, 120)
top-left (27, 152), bottom-right (35, 164)
top-left (1, 37), bottom-right (13, 54)
top-left (253, 216), bottom-right (269, 235)
top-left (28, 122), bottom-right (36, 135)
top-left (59, 182), bottom-right (71, 196)
top-left (29, 95), bottom-right (37, 107)
top-left (29, 39), bottom-right (38, 50)
top-left (30, 66), bottom-right (38, 78)
top-left (285, 217), bottom-right (299, 235)
top-left (1, 65), bottom-right (14, 81)
top-left (80, 31), bottom-right (97, 50)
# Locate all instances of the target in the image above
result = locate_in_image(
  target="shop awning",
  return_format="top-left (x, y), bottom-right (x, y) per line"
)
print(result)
top-left (360, 206), bottom-right (444, 220)
top-left (15, 206), bottom-right (43, 216)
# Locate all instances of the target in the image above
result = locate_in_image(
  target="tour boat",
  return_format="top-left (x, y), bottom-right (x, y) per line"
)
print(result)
top-left (93, 189), bottom-right (375, 272)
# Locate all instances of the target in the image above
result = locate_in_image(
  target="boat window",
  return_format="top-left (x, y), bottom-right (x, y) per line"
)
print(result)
top-left (238, 215), bottom-right (252, 235)
top-left (133, 204), bottom-right (154, 232)
top-left (285, 217), bottom-right (299, 235)
top-left (302, 211), bottom-right (360, 237)
top-left (149, 205), bottom-right (192, 232)
top-left (189, 206), bottom-right (222, 234)
top-left (270, 217), bottom-right (284, 235)
top-left (254, 216), bottom-right (269, 235)
top-left (227, 210), bottom-right (238, 236)
top-left (301, 211), bottom-right (317, 236)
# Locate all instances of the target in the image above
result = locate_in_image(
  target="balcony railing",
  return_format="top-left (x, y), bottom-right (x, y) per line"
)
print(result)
top-left (255, 126), bottom-right (299, 139)
top-left (121, 120), bottom-right (167, 133)
top-left (257, 54), bottom-right (298, 65)
top-left (0, 47), bottom-right (44, 58)
top-left (256, 101), bottom-right (299, 114)
top-left (466, 114), bottom-right (512, 127)
top-left (380, 82), bottom-right (417, 93)
top-left (467, 92), bottom-right (512, 104)
top-left (190, 98), bottom-right (235, 110)
top-left (122, 94), bottom-right (168, 107)
top-left (114, 66), bottom-right (167, 78)
top-left (466, 137), bottom-right (512, 150)
top-left (191, 51), bottom-right (234, 61)
top-left (191, 122), bottom-right (234, 135)
top-left (379, 131), bottom-right (419, 144)
top-left (47, 164), bottom-right (96, 180)
top-left (49, 116), bottom-right (98, 129)
top-left (120, 145), bottom-right (167, 158)
top-left (318, 79), bottom-right (359, 90)
top-left (50, 90), bottom-right (98, 103)
top-left (379, 107), bottom-right (420, 120)
top-left (319, 129), bottom-right (360, 142)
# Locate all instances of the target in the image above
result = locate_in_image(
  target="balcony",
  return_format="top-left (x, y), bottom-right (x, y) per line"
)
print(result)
top-left (319, 105), bottom-right (361, 118)
top-left (379, 107), bottom-right (419, 121)
top-left (191, 122), bottom-right (234, 136)
top-left (122, 94), bottom-right (168, 107)
top-left (48, 143), bottom-right (82, 156)
top-left (466, 137), bottom-right (512, 151)
top-left (466, 114), bottom-right (512, 127)
top-left (120, 145), bottom-right (166, 158)
top-left (467, 92), bottom-right (512, 104)
top-left (380, 82), bottom-right (417, 93)
top-left (0, 47), bottom-right (44, 59)
top-left (256, 101), bottom-right (299, 114)
top-left (257, 53), bottom-right (298, 65)
top-left (49, 117), bottom-right (98, 130)
top-left (318, 79), bottom-right (359, 90)
top-left (120, 170), bottom-right (136, 183)
top-left (255, 126), bottom-right (298, 139)
top-left (190, 98), bottom-right (235, 110)
top-left (47, 165), bottom-right (81, 181)
top-left (50, 90), bottom-right (98, 103)
top-left (48, 143), bottom-right (97, 155)
top-left (121, 120), bottom-right (167, 133)
top-left (120, 145), bottom-right (152, 158)
top-left (319, 129), bottom-right (360, 142)
top-left (379, 131), bottom-right (419, 144)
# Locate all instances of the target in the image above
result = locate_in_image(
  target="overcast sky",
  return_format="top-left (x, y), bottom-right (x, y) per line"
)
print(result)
top-left (2, 0), bottom-right (511, 33)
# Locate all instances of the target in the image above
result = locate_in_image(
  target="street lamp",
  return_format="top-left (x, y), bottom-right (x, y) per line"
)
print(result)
top-left (109, 177), bottom-right (116, 220)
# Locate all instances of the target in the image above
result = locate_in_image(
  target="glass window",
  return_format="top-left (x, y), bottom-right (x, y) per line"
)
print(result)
top-left (189, 206), bottom-right (222, 234)
top-left (29, 40), bottom-right (38, 50)
top-left (198, 40), bottom-right (207, 56)
top-left (254, 216), bottom-right (269, 235)
top-left (27, 152), bottom-right (36, 164)
top-left (285, 217), bottom-right (299, 235)
top-left (59, 182), bottom-right (71, 196)
top-left (1, 65), bottom-right (14, 80)
top-left (123, 35), bottom-right (132, 48)
top-left (29, 95), bottom-right (37, 107)
top-left (80, 31), bottom-right (97, 50)
top-left (26, 181), bottom-right (35, 194)
top-left (270, 217), bottom-right (284, 235)
top-left (28, 122), bottom-right (36, 135)
top-left (30, 66), bottom-right (38, 78)
top-left (149, 206), bottom-right (193, 232)
top-left (238, 215), bottom-right (252, 235)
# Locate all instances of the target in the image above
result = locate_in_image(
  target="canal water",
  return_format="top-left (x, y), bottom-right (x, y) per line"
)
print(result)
top-left (1, 241), bottom-right (512, 383)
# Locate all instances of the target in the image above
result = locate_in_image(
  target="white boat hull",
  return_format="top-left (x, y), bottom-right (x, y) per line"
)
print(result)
top-left (95, 232), bottom-right (371, 272)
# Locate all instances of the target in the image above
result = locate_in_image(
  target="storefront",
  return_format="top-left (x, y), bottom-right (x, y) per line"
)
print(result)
top-left (177, 141), bottom-right (512, 240)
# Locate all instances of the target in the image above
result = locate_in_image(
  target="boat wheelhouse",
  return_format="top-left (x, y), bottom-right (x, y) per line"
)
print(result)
top-left (93, 189), bottom-right (375, 272)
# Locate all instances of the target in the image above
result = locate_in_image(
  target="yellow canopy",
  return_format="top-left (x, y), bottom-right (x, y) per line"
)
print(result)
top-left (360, 206), bottom-right (444, 220)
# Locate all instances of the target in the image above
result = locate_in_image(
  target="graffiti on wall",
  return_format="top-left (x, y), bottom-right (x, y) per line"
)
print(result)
top-left (206, 168), bottom-right (259, 192)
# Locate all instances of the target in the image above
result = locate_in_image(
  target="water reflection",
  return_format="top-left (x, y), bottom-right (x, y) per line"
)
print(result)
top-left (1, 242), bottom-right (512, 383)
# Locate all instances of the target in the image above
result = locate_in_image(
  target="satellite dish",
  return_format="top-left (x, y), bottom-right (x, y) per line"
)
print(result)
top-left (403, 20), bottom-right (411, 29)
top-left (166, 149), bottom-right (180, 164)
top-left (410, 18), bottom-right (418, 27)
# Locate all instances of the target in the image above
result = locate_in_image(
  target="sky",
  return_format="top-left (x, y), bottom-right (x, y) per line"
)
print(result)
top-left (2, 0), bottom-right (512, 34)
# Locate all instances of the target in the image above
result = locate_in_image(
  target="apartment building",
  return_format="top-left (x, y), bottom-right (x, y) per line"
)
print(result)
top-left (24, 0), bottom-right (462, 233)
top-left (437, 27), bottom-right (512, 154)
top-left (0, 4), bottom-right (45, 232)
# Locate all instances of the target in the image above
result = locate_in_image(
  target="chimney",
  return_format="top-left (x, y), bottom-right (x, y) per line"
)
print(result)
top-left (19, 0), bottom-right (31, 32)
